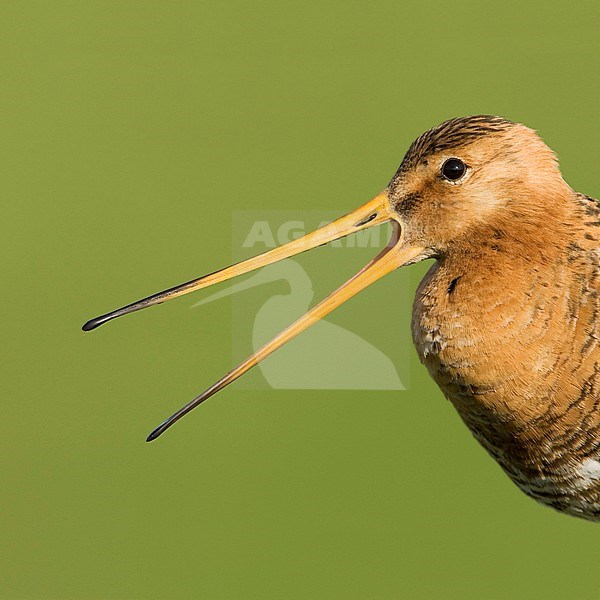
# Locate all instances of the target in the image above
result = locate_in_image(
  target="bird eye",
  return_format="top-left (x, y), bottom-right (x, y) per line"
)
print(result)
top-left (441, 158), bottom-right (467, 181)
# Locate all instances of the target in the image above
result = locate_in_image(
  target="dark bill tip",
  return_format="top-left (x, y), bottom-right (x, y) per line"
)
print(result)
top-left (146, 422), bottom-right (168, 442)
top-left (82, 314), bottom-right (113, 331)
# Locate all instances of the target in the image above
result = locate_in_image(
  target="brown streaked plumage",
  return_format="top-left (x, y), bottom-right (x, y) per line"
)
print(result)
top-left (83, 115), bottom-right (600, 521)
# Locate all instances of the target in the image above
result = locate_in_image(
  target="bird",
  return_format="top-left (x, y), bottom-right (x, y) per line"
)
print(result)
top-left (83, 115), bottom-right (600, 521)
top-left (192, 259), bottom-right (404, 389)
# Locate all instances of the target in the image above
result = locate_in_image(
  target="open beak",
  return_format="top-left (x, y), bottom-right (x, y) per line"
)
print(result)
top-left (82, 191), bottom-right (423, 441)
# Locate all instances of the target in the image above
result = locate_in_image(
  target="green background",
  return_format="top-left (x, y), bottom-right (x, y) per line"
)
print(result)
top-left (2, 1), bottom-right (599, 598)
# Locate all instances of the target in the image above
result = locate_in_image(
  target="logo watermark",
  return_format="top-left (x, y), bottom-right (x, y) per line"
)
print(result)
top-left (193, 210), bottom-right (412, 390)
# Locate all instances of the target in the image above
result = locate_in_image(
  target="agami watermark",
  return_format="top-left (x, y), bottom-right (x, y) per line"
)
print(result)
top-left (194, 210), bottom-right (412, 390)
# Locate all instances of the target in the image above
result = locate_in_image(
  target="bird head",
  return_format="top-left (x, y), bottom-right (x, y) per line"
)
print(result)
top-left (387, 115), bottom-right (571, 257)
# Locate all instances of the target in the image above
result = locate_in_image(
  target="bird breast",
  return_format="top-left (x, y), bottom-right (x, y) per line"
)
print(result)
top-left (411, 246), bottom-right (600, 519)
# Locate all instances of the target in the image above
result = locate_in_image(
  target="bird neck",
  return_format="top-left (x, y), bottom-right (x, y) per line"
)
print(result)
top-left (444, 185), bottom-right (580, 269)
top-left (414, 187), bottom-right (598, 457)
